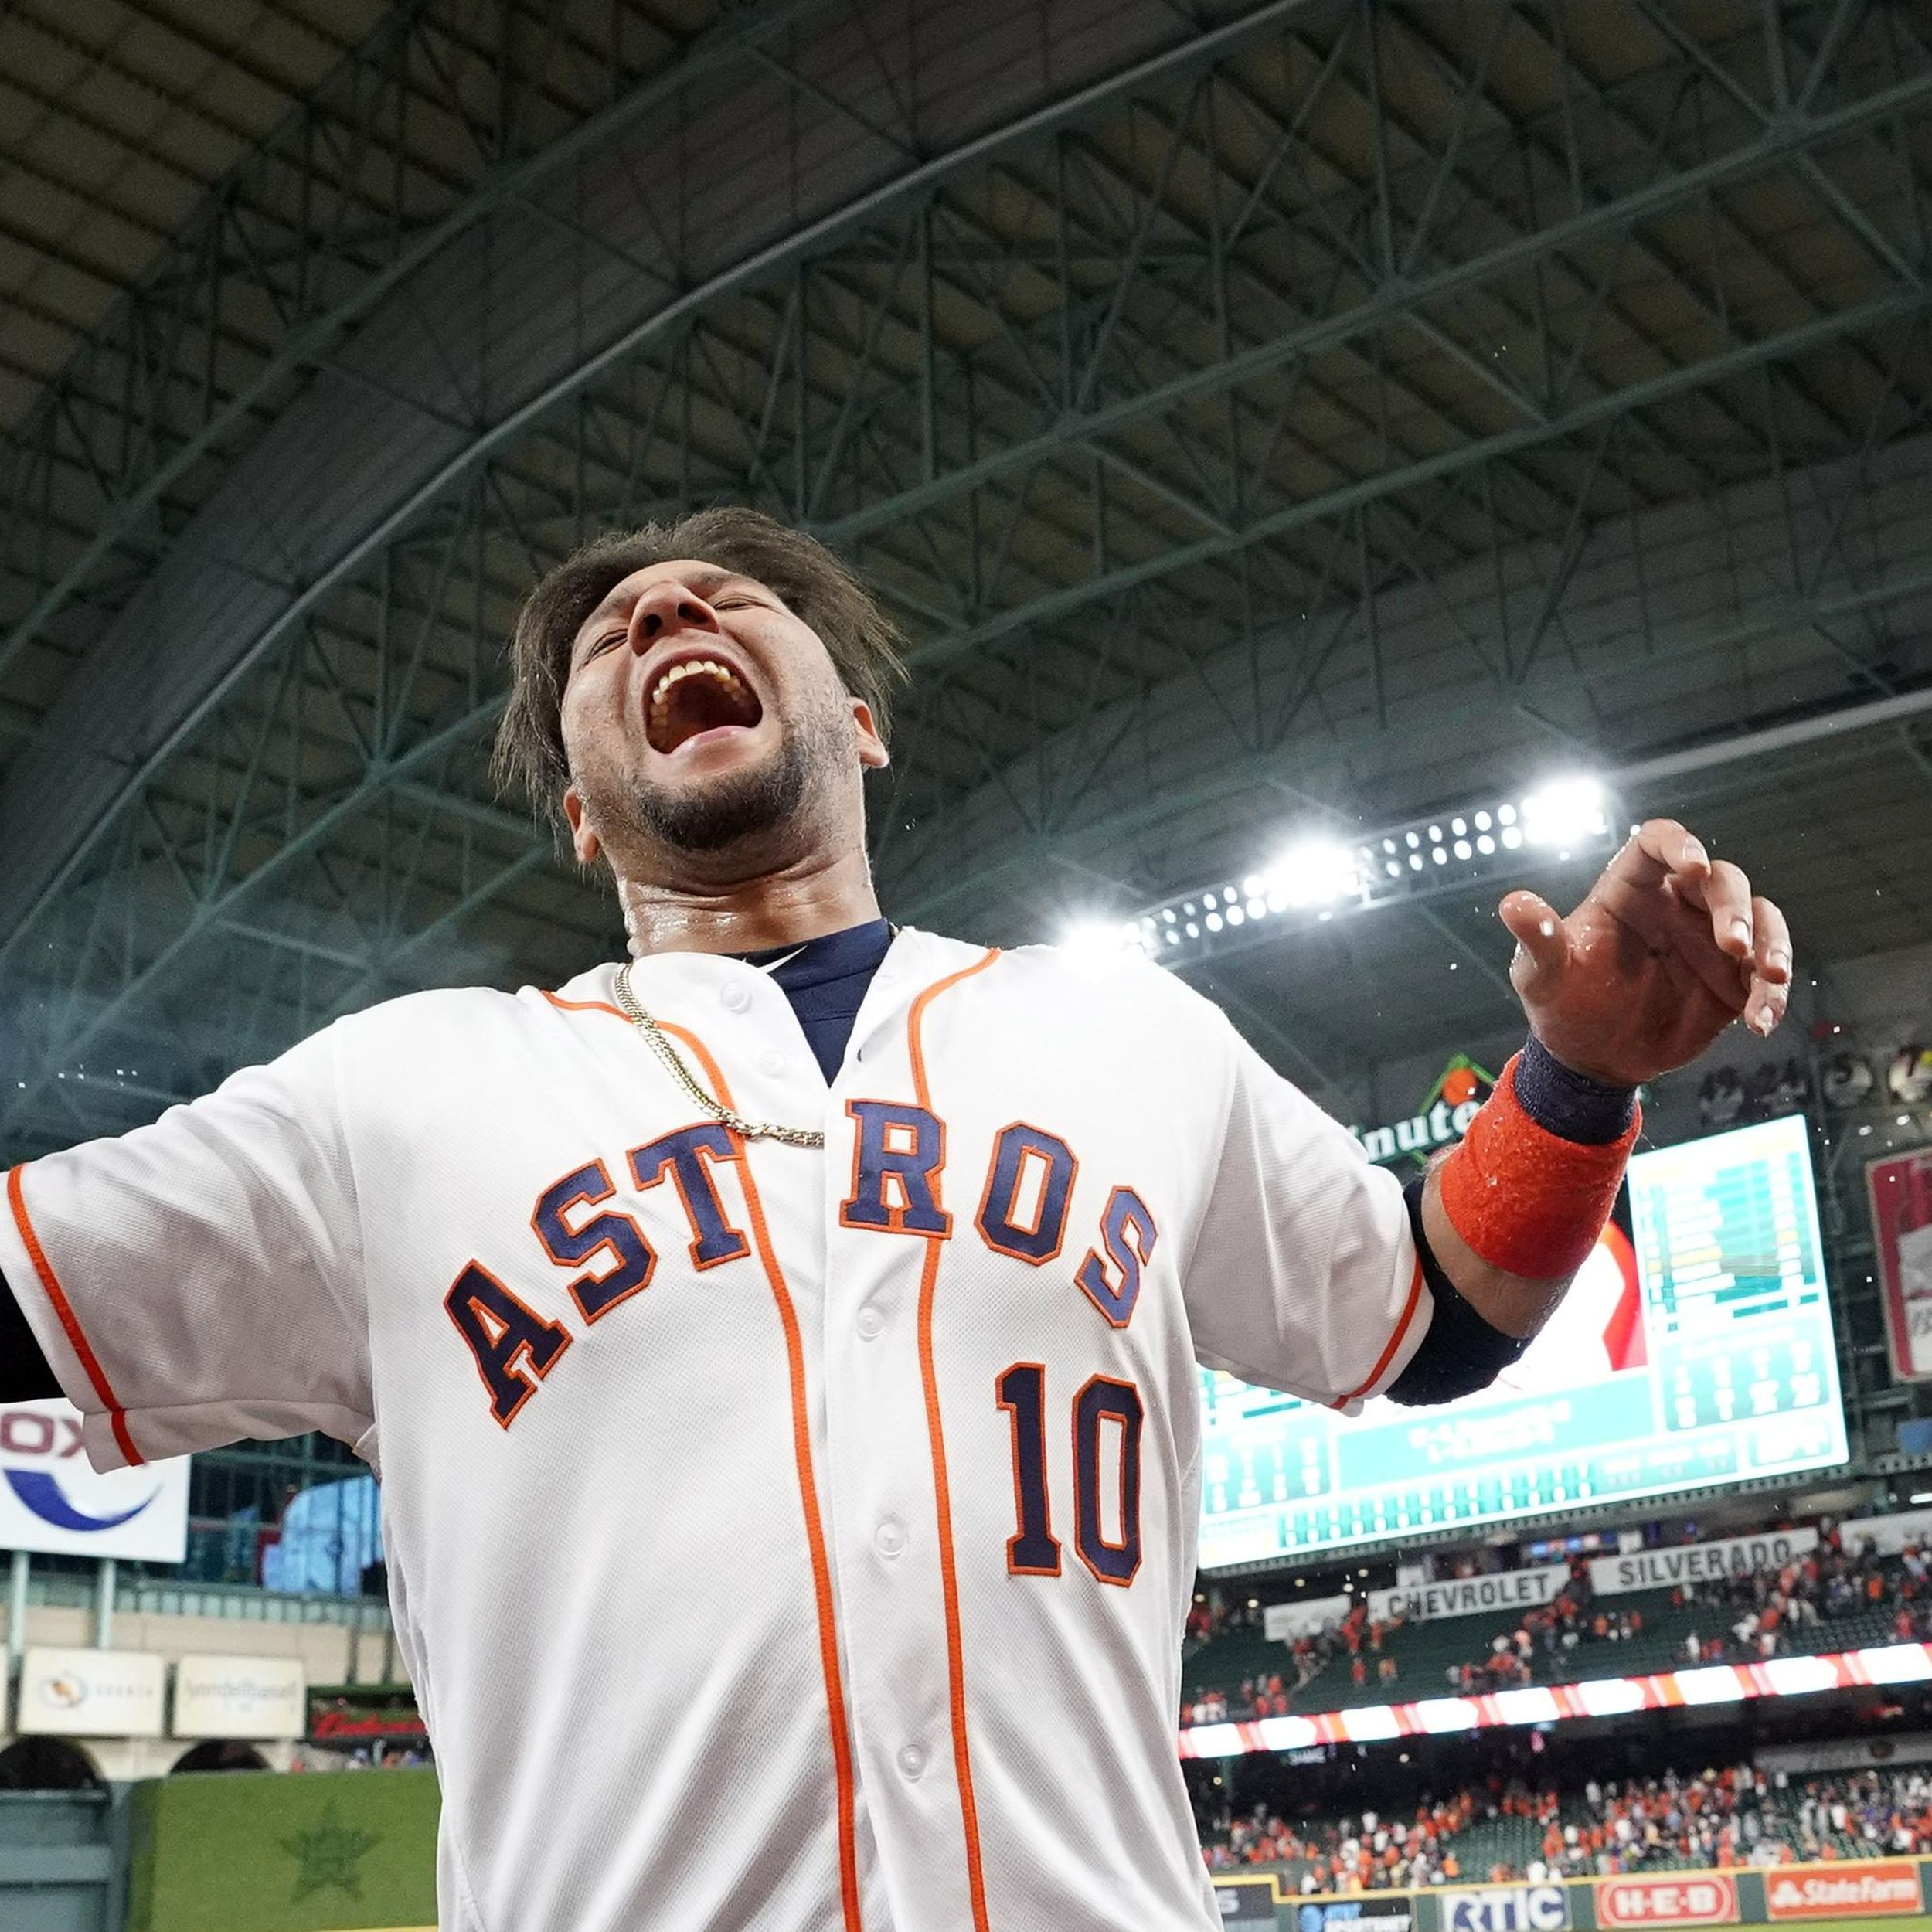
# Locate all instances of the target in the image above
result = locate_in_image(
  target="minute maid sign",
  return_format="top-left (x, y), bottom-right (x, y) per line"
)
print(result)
top-left (0, 1396), bottom-right (189, 1562)
top-left (1351, 1056), bottom-right (1496, 1166)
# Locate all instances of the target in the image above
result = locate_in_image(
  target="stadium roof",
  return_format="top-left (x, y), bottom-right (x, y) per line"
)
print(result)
top-left (3, 0), bottom-right (1930, 1159)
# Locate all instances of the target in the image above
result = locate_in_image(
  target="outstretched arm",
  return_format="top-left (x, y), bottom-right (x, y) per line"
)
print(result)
top-left (1389, 819), bottom-right (1790, 1405)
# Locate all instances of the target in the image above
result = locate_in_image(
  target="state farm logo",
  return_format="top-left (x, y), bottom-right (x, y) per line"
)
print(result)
top-left (1599, 1874), bottom-right (1736, 1927)
top-left (1765, 1861), bottom-right (1922, 1920)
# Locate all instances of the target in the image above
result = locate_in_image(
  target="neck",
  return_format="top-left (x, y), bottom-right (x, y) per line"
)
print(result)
top-left (616, 844), bottom-right (883, 957)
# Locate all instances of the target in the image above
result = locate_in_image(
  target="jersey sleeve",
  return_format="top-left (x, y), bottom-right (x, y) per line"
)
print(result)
top-left (1183, 1019), bottom-right (1433, 1411)
top-left (0, 1027), bottom-right (372, 1471)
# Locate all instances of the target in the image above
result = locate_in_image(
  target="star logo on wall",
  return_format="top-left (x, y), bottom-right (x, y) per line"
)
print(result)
top-left (279, 1802), bottom-right (380, 1902)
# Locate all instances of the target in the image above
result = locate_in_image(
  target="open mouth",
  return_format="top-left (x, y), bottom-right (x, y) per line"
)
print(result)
top-left (645, 657), bottom-right (764, 755)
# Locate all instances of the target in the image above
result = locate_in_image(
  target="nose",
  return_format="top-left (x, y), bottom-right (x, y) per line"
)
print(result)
top-left (630, 580), bottom-right (721, 650)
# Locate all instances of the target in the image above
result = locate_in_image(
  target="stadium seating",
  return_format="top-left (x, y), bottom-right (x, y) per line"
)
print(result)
top-left (1185, 1538), bottom-right (1923, 1722)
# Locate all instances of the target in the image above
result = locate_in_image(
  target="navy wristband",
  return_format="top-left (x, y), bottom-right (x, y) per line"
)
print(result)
top-left (1386, 1179), bottom-right (1530, 1406)
top-left (1513, 1035), bottom-right (1637, 1147)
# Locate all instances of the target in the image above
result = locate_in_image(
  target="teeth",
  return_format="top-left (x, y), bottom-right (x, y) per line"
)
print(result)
top-left (649, 658), bottom-right (747, 711)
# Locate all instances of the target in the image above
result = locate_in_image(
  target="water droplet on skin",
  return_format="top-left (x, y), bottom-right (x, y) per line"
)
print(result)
top-left (1539, 920), bottom-right (1555, 938)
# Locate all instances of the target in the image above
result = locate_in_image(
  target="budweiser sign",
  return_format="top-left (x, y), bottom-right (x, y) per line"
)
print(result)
top-left (1597, 1874), bottom-right (1737, 1927)
top-left (1765, 1861), bottom-right (1923, 1920)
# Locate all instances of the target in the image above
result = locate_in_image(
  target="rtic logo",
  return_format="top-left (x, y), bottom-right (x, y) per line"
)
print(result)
top-left (1444, 1886), bottom-right (1570, 1932)
top-left (1765, 1862), bottom-right (1922, 1920)
top-left (0, 1403), bottom-right (158, 1533)
top-left (1598, 1875), bottom-right (1738, 1926)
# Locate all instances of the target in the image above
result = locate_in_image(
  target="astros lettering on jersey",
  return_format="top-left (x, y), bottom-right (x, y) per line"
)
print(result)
top-left (0, 927), bottom-right (1431, 1932)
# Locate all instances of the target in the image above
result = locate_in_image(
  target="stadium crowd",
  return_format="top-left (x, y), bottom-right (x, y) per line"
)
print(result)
top-left (1182, 1520), bottom-right (1925, 1725)
top-left (1199, 1764), bottom-right (1932, 1886)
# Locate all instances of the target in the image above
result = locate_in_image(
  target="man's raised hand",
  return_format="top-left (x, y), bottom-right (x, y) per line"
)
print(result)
top-left (1498, 818), bottom-right (1791, 1088)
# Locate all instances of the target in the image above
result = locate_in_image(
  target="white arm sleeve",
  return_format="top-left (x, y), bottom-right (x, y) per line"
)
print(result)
top-left (0, 1027), bottom-right (371, 1471)
top-left (1184, 1020), bottom-right (1432, 1410)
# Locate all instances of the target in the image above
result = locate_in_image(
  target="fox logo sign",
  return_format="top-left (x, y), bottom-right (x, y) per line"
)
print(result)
top-left (0, 1400), bottom-right (188, 1561)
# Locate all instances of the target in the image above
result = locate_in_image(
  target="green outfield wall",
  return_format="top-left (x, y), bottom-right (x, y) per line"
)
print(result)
top-left (122, 1770), bottom-right (439, 1932)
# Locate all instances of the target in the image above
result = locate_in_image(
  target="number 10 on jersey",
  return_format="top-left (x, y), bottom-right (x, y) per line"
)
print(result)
top-left (996, 1364), bottom-right (1144, 1585)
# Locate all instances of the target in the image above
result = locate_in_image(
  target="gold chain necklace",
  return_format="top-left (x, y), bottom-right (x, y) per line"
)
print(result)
top-left (613, 960), bottom-right (825, 1148)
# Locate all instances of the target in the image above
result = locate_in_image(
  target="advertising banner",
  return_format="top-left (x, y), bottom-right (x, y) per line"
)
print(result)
top-left (1440, 1886), bottom-right (1570, 1931)
top-left (172, 1655), bottom-right (307, 1740)
top-left (1211, 1876), bottom-right (1281, 1924)
top-left (1265, 1597), bottom-right (1352, 1642)
top-left (1597, 1873), bottom-right (1739, 1927)
top-left (1868, 1148), bottom-right (1932, 1383)
top-left (1367, 1566), bottom-right (1569, 1624)
top-left (1840, 1506), bottom-right (1932, 1556)
top-left (1589, 1528), bottom-right (1818, 1597)
top-left (1764, 1859), bottom-right (1923, 1919)
top-left (0, 1397), bottom-right (189, 1562)
top-left (1295, 1902), bottom-right (1413, 1932)
top-left (17, 1645), bottom-right (165, 1736)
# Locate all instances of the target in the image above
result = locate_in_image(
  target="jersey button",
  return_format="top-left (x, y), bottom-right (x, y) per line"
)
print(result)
top-left (721, 981), bottom-right (752, 1013)
top-left (896, 1743), bottom-right (927, 1781)
top-left (855, 1304), bottom-right (884, 1341)
top-left (873, 1519), bottom-right (906, 1560)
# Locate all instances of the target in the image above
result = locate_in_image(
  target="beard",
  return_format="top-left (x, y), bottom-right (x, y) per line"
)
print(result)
top-left (586, 702), bottom-right (841, 858)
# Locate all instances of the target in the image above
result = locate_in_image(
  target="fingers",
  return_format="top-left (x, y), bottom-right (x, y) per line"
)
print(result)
top-left (1753, 893), bottom-right (1793, 988)
top-left (1696, 859), bottom-right (1757, 964)
top-left (1499, 889), bottom-right (1570, 992)
top-left (1607, 818), bottom-right (1712, 889)
top-left (1608, 821), bottom-right (1767, 970)
top-left (1744, 894), bottom-right (1794, 1037)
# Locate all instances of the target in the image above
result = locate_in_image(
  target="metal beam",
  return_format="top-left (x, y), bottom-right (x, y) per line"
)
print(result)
top-left (0, 0), bottom-right (1345, 969)
top-left (893, 559), bottom-right (1932, 925)
top-left (903, 287), bottom-right (1932, 671)
top-left (0, 0), bottom-right (831, 687)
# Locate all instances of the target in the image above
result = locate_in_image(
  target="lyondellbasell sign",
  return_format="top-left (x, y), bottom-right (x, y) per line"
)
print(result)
top-left (1349, 1057), bottom-right (1495, 1165)
top-left (172, 1655), bottom-right (306, 1740)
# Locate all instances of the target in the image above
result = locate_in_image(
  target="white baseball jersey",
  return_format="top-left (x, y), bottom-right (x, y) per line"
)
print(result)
top-left (0, 927), bottom-right (1430, 1932)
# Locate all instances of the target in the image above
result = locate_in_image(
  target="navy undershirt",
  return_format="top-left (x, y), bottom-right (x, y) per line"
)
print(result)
top-left (0, 923), bottom-right (898, 1403)
top-left (731, 917), bottom-right (893, 1083)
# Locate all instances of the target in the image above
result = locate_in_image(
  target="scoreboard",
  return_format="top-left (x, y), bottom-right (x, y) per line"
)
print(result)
top-left (1198, 1113), bottom-right (1848, 1568)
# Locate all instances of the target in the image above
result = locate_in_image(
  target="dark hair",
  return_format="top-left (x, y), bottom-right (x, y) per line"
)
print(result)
top-left (492, 505), bottom-right (907, 813)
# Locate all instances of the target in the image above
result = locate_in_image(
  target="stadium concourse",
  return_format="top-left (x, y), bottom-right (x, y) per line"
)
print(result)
top-left (9, 1), bottom-right (1932, 1930)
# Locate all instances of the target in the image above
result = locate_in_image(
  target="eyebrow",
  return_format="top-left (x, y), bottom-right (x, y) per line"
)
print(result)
top-left (574, 567), bottom-right (748, 653)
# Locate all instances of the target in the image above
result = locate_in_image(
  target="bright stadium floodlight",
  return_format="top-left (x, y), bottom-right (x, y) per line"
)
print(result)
top-left (1267, 838), bottom-right (1366, 911)
top-left (1104, 777), bottom-right (1622, 974)
top-left (1521, 776), bottom-right (1608, 855)
top-left (1060, 917), bottom-right (1147, 968)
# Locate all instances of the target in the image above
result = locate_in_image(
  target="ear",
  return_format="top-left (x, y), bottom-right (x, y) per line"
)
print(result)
top-left (851, 697), bottom-right (889, 770)
top-left (563, 784), bottom-right (602, 865)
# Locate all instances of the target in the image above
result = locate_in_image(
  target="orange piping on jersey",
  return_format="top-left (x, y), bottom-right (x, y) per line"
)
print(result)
top-left (653, 1018), bottom-right (864, 1932)
top-left (1334, 1253), bottom-right (1427, 1409)
top-left (905, 949), bottom-right (1001, 1932)
top-left (542, 989), bottom-right (628, 1021)
top-left (5, 1166), bottom-right (143, 1467)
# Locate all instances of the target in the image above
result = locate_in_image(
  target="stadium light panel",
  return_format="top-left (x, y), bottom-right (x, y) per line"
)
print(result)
top-left (1077, 778), bottom-right (1620, 973)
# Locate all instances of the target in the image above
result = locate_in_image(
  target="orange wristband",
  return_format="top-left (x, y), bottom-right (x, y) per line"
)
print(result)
top-left (1438, 1054), bottom-right (1639, 1278)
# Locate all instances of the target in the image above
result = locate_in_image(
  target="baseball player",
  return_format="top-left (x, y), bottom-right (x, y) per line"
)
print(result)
top-left (0, 506), bottom-right (1790, 1931)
